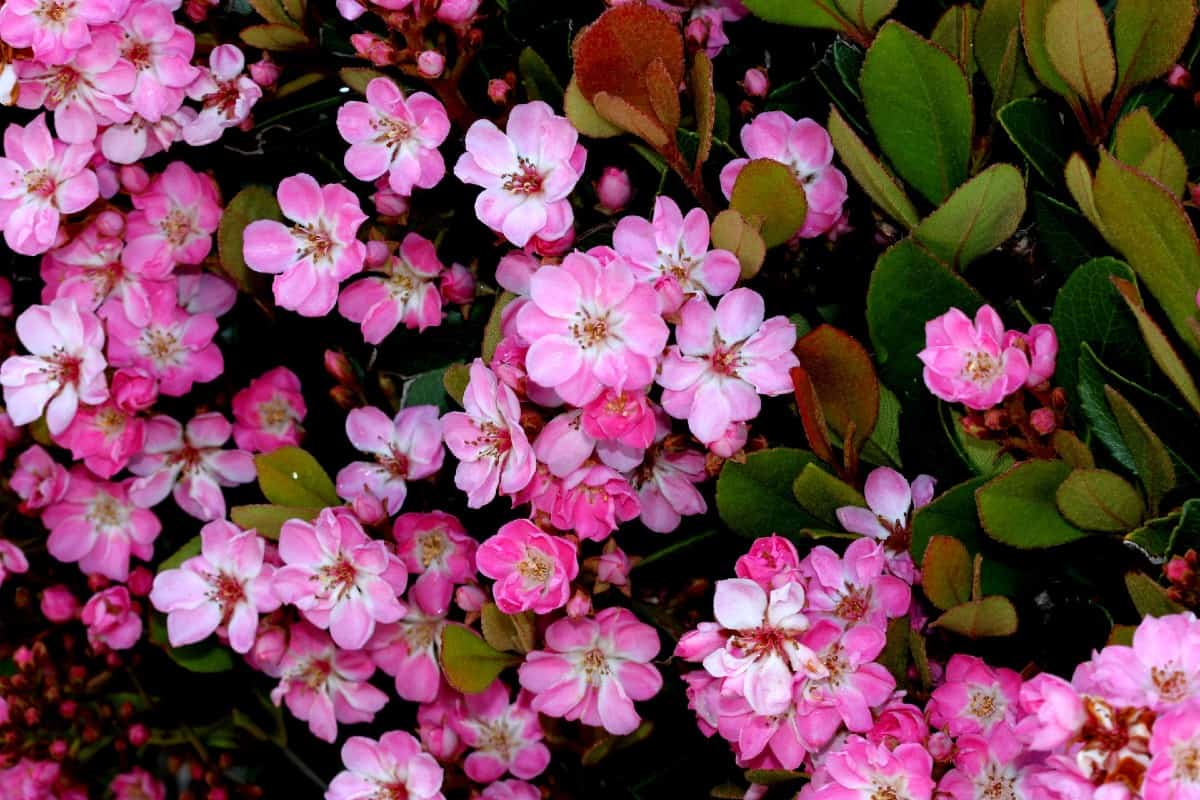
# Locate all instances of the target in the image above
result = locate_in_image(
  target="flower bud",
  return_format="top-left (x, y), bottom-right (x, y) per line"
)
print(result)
top-left (487, 78), bottom-right (511, 105)
top-left (436, 0), bottom-right (480, 24)
top-left (41, 585), bottom-right (80, 623)
top-left (49, 740), bottom-right (68, 760)
top-left (1168, 64), bottom-right (1192, 90)
top-left (128, 723), bottom-right (149, 746)
top-left (1029, 407), bottom-right (1057, 436)
top-left (95, 209), bottom-right (125, 237)
top-left (112, 368), bottom-right (158, 413)
top-left (566, 588), bottom-right (593, 618)
top-left (127, 567), bottom-right (154, 597)
top-left (1167, 555), bottom-right (1193, 584)
top-left (118, 165), bottom-right (150, 195)
top-left (350, 33), bottom-right (396, 67)
top-left (324, 350), bottom-right (356, 386)
top-left (417, 50), bottom-right (445, 78)
top-left (454, 584), bottom-right (486, 613)
top-left (595, 166), bottom-right (632, 214)
top-left (742, 67), bottom-right (769, 98)
top-left (250, 54), bottom-right (282, 88)
top-left (440, 263), bottom-right (476, 305)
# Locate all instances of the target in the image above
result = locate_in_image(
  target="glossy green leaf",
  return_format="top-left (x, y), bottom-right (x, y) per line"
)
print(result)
top-left (480, 603), bottom-right (535, 654)
top-left (977, 0), bottom-right (1039, 101)
top-left (913, 163), bottom-right (1026, 269)
top-left (1125, 513), bottom-right (1177, 559)
top-left (717, 448), bottom-right (827, 540)
top-left (1114, 0), bottom-right (1198, 95)
top-left (1044, 0), bottom-right (1115, 109)
top-left (240, 23), bottom-right (310, 50)
top-left (1055, 468), bottom-right (1145, 531)
top-left (403, 368), bottom-right (450, 411)
top-left (518, 47), bottom-right (563, 106)
top-left (860, 22), bottom-right (974, 205)
top-left (1125, 571), bottom-right (1185, 616)
top-left (439, 625), bottom-right (521, 694)
top-left (911, 476), bottom-right (989, 561)
top-left (827, 106), bottom-right (919, 229)
top-left (564, 77), bottom-right (623, 138)
top-left (1113, 108), bottom-right (1188, 196)
top-left (792, 463), bottom-right (864, 527)
top-left (482, 292), bottom-right (519, 363)
top-left (977, 460), bottom-right (1090, 548)
top-left (230, 504), bottom-right (321, 540)
top-left (833, 0), bottom-right (897, 29)
top-left (339, 67), bottom-right (387, 94)
top-left (254, 446), bottom-right (338, 508)
top-left (729, 159), bottom-right (809, 248)
top-left (922, 535), bottom-right (972, 610)
top-left (932, 5), bottom-right (980, 76)
top-left (1020, 0), bottom-right (1076, 98)
top-left (1110, 277), bottom-right (1200, 416)
top-left (1078, 344), bottom-right (1139, 472)
top-left (1169, 499), bottom-right (1200, 555)
top-left (218, 185), bottom-right (280, 294)
top-left (159, 536), bottom-right (202, 573)
top-left (741, 0), bottom-right (852, 30)
top-left (934, 596), bottom-right (1019, 637)
top-left (710, 209), bottom-right (767, 279)
top-left (998, 98), bottom-right (1071, 185)
top-left (1106, 385), bottom-right (1176, 512)
top-left (443, 363), bottom-right (470, 407)
top-left (149, 615), bottom-right (235, 673)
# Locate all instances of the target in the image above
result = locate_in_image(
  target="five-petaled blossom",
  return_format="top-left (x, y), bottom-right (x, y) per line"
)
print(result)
top-left (338, 232), bottom-right (446, 341)
top-left (43, 469), bottom-right (160, 581)
top-left (336, 404), bottom-right (444, 518)
top-left (392, 511), bottom-right (476, 617)
top-left (919, 305), bottom-right (1031, 411)
top-left (325, 731), bottom-right (445, 800)
top-left (835, 466), bottom-right (935, 583)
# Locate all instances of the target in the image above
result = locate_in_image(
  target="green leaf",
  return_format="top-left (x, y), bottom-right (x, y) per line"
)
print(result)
top-left (149, 615), bottom-right (235, 673)
top-left (862, 385), bottom-right (903, 467)
top-left (564, 77), bottom-right (623, 138)
top-left (1113, 108), bottom-right (1188, 196)
top-left (912, 476), bottom-right (990, 561)
top-left (218, 185), bottom-right (280, 294)
top-left (729, 159), bottom-right (809, 248)
top-left (1021, 0), bottom-right (1077, 98)
top-left (230, 504), bottom-right (321, 540)
top-left (998, 98), bottom-right (1071, 185)
top-left (1106, 385), bottom-right (1176, 512)
top-left (921, 535), bottom-right (973, 610)
top-left (793, 324), bottom-right (880, 447)
top-left (442, 363), bottom-right (470, 407)
top-left (1078, 344), bottom-right (1139, 471)
top-left (480, 603), bottom-right (535, 654)
top-left (1125, 513), bottom-right (1178, 559)
top-left (934, 596), bottom-right (1019, 637)
top-left (977, 460), bottom-right (1091, 548)
top-left (518, 47), bottom-right (563, 106)
top-left (239, 22), bottom-right (310, 50)
top-left (339, 67), bottom-right (386, 94)
top-left (710, 209), bottom-right (767, 279)
top-left (1125, 571), bottom-right (1185, 616)
top-left (741, 0), bottom-right (852, 30)
top-left (159, 536), bottom-right (202, 573)
top-left (1044, 0), bottom-right (1115, 109)
top-left (1110, 276), bottom-right (1200, 416)
top-left (1033, 192), bottom-right (1105, 272)
top-left (254, 447), bottom-right (338, 508)
top-left (913, 163), bottom-right (1027, 270)
top-left (977, 0), bottom-right (1039, 101)
top-left (1091, 151), bottom-right (1200, 355)
top-left (1065, 154), bottom-right (1106, 234)
top-left (866, 239), bottom-right (984, 401)
top-left (1055, 468), bottom-right (1145, 531)
top-left (833, 0), bottom-right (897, 29)
top-left (932, 4), bottom-right (980, 76)
top-left (792, 463), bottom-right (864, 527)
top-left (878, 615), bottom-right (911, 682)
top-left (944, 406), bottom-right (1015, 476)
top-left (744, 769), bottom-right (807, 786)
top-left (860, 22), bottom-right (974, 205)
top-left (402, 368), bottom-right (450, 412)
top-left (827, 106), bottom-right (919, 229)
top-left (482, 292), bottom-right (518, 363)
top-left (1169, 498), bottom-right (1200, 555)
top-left (1114, 0), bottom-right (1198, 96)
top-left (439, 625), bottom-right (520, 694)
top-left (717, 448), bottom-right (827, 540)
top-left (692, 52), bottom-right (716, 167)
top-left (248, 0), bottom-right (296, 26)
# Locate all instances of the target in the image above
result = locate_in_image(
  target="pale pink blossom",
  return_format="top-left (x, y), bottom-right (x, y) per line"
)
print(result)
top-left (938, 728), bottom-right (1039, 800)
top-left (919, 306), bottom-right (1030, 410)
top-left (803, 736), bottom-right (934, 800)
top-left (105, 285), bottom-right (222, 396)
top-left (0, 0), bottom-right (127, 65)
top-left (0, 539), bottom-right (29, 588)
top-left (613, 196), bottom-right (739, 314)
top-left (1086, 612), bottom-right (1200, 712)
top-left (110, 768), bottom-right (164, 800)
top-left (452, 681), bottom-right (550, 783)
top-left (80, 585), bottom-right (142, 650)
top-left (10, 444), bottom-right (70, 510)
top-left (337, 405), bottom-right (444, 517)
top-left (270, 621), bottom-right (389, 743)
top-left (40, 223), bottom-right (163, 326)
top-left (53, 400), bottom-right (144, 478)
top-left (127, 413), bottom-right (255, 521)
top-left (115, 1), bottom-right (197, 121)
top-left (42, 470), bottom-right (160, 581)
top-left (550, 463), bottom-right (639, 541)
top-left (100, 106), bottom-right (194, 165)
top-left (519, 607), bottom-right (662, 735)
top-left (1143, 700), bottom-right (1200, 800)
top-left (632, 421), bottom-right (708, 533)
top-left (183, 44), bottom-right (262, 146)
top-left (0, 114), bottom-right (98, 255)
top-left (480, 781), bottom-right (540, 800)
top-left (336, 77), bottom-right (450, 195)
top-left (326, 731), bottom-right (445, 800)
top-left (659, 289), bottom-right (798, 445)
top-left (244, 172), bottom-right (368, 317)
top-left (794, 620), bottom-right (895, 749)
top-left (337, 232), bottom-right (445, 340)
top-left (232, 366), bottom-right (306, 452)
top-left (436, 0), bottom-right (479, 23)
top-left (1, 299), bottom-right (107, 434)
top-left (367, 601), bottom-right (447, 703)
top-left (442, 359), bottom-right (535, 507)
top-left (719, 112), bottom-right (848, 239)
top-left (121, 161), bottom-right (221, 278)
top-left (476, 518), bottom-right (577, 615)
top-left (454, 100), bottom-right (586, 247)
top-left (517, 250), bottom-right (669, 405)
top-left (800, 538), bottom-right (911, 629)
top-left (392, 511), bottom-right (476, 616)
top-left (274, 508), bottom-right (408, 650)
top-left (927, 655), bottom-right (1022, 736)
top-left (835, 467), bottom-right (935, 582)
top-left (149, 519), bottom-right (279, 653)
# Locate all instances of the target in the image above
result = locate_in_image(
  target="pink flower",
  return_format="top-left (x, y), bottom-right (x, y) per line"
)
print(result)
top-left (596, 544), bottom-right (632, 587)
top-left (326, 732), bottom-right (444, 800)
top-left (453, 681), bottom-right (550, 783)
top-left (41, 223), bottom-right (163, 326)
top-left (454, 101), bottom-right (586, 247)
top-left (337, 232), bottom-right (446, 341)
top-left (632, 422), bottom-right (708, 533)
top-left (0, 539), bottom-right (29, 588)
top-left (1015, 673), bottom-right (1084, 751)
top-left (417, 50), bottom-right (445, 78)
top-left (938, 728), bottom-right (1038, 800)
top-left (244, 173), bottom-right (368, 317)
top-left (613, 196), bottom-right (739, 314)
top-left (1004, 323), bottom-right (1059, 389)
top-left (835, 466), bottom-right (935, 582)
top-left (735, 535), bottom-right (800, 589)
top-left (795, 621), bottom-right (895, 748)
top-left (517, 250), bottom-right (669, 405)
top-left (596, 166), bottom-right (631, 214)
top-left (105, 285), bottom-right (223, 396)
top-left (176, 269), bottom-right (236, 317)
top-left (232, 366), bottom-right (306, 452)
top-left (367, 602), bottom-right (447, 703)
top-left (40, 584), bottom-right (80, 622)
top-left (1085, 612), bottom-right (1200, 712)
top-left (128, 413), bottom-right (255, 521)
top-left (518, 607), bottom-right (662, 735)
top-left (115, 1), bottom-right (197, 122)
top-left (42, 471), bottom-right (160, 580)
top-left (418, 686), bottom-right (467, 761)
top-left (392, 511), bottom-right (476, 616)
top-left (442, 359), bottom-right (536, 508)
top-left (53, 401), bottom-right (144, 478)
top-left (0, 114), bottom-right (98, 256)
top-left (110, 366), bottom-right (157, 412)
top-left (800, 538), bottom-right (911, 629)
top-left (0, 0), bottom-right (126, 65)
top-left (550, 463), bottom-right (640, 541)
top-left (183, 44), bottom-right (262, 146)
top-left (1145, 700), bottom-right (1200, 800)
top-left (581, 388), bottom-right (657, 448)
top-left (476, 518), bottom-right (578, 615)
top-left (110, 768), bottom-right (164, 800)
top-left (719, 112), bottom-right (848, 239)
top-left (919, 306), bottom-right (1031, 410)
top-left (337, 405), bottom-right (444, 517)
top-left (274, 508), bottom-right (408, 650)
top-left (336, 77), bottom-right (450, 195)
top-left (149, 519), bottom-right (279, 653)
top-left (270, 621), bottom-right (389, 743)
top-left (121, 161), bottom-right (221, 277)
top-left (440, 262), bottom-right (475, 305)
top-left (805, 736), bottom-right (934, 800)
top-left (10, 444), bottom-right (70, 510)
top-left (480, 781), bottom-right (540, 800)
top-left (80, 585), bottom-right (142, 650)
top-left (659, 289), bottom-right (798, 445)
top-left (927, 655), bottom-right (1022, 736)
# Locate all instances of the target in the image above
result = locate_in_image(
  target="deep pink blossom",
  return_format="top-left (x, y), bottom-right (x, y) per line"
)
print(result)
top-left (41, 223), bottom-right (163, 326)
top-left (10, 444), bottom-right (70, 510)
top-left (659, 289), bottom-right (798, 445)
top-left (392, 511), bottom-right (476, 616)
top-left (110, 768), bottom-right (164, 800)
top-left (80, 585), bottom-right (142, 650)
top-left (453, 681), bottom-right (550, 783)
top-left (274, 508), bottom-right (408, 650)
top-left (794, 621), bottom-right (895, 748)
top-left (476, 518), bottom-right (578, 615)
top-left (121, 161), bottom-right (221, 277)
top-left (581, 387), bottom-right (657, 448)
top-left (325, 731), bottom-right (444, 800)
top-left (480, 781), bottom-right (540, 800)
top-left (1014, 673), bottom-right (1085, 751)
top-left (0, 0), bottom-right (127, 65)
top-left (115, 1), bottom-right (196, 121)
top-left (734, 535), bottom-right (801, 590)
top-left (418, 686), bottom-right (467, 762)
top-left (919, 306), bottom-right (1031, 410)
top-left (150, 519), bottom-right (279, 653)
top-left (1004, 323), bottom-right (1059, 389)
top-left (244, 172), bottom-right (368, 317)
top-left (801, 538), bottom-right (911, 629)
top-left (1144, 701), bottom-right (1200, 800)
top-left (337, 232), bottom-right (445, 341)
top-left (105, 285), bottom-right (223, 396)
top-left (802, 736), bottom-right (934, 800)
top-left (518, 607), bottom-right (662, 735)
top-left (183, 44), bottom-right (262, 145)
top-left (337, 77), bottom-right (449, 195)
top-left (0, 539), bottom-right (29, 588)
top-left (42, 470), bottom-right (160, 581)
top-left (232, 366), bottom-right (306, 452)
top-left (927, 655), bottom-right (1022, 736)
top-left (454, 101), bottom-right (586, 247)
top-left (938, 728), bottom-right (1039, 800)
top-left (550, 463), bottom-right (640, 541)
top-left (367, 600), bottom-right (447, 703)
top-left (127, 412), bottom-right (255, 521)
top-left (337, 405), bottom-right (444, 518)
top-left (53, 400), bottom-right (144, 478)
top-left (1, 299), bottom-right (107, 433)
top-left (631, 420), bottom-right (708, 533)
top-left (0, 114), bottom-right (98, 255)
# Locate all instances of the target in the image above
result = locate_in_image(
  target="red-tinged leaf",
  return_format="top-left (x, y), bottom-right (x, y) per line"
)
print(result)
top-left (921, 535), bottom-right (972, 611)
top-left (791, 365), bottom-right (834, 466)
top-left (793, 325), bottom-right (880, 448)
top-left (692, 52), bottom-right (716, 166)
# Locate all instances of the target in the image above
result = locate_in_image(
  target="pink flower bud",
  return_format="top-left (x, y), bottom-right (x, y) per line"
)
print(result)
top-left (596, 546), bottom-right (632, 587)
top-left (455, 584), bottom-right (486, 613)
top-left (111, 368), bottom-right (158, 413)
top-left (372, 177), bottom-right (410, 217)
top-left (1167, 555), bottom-right (1192, 584)
top-left (14, 646), bottom-right (34, 669)
top-left (95, 210), bottom-right (125, 237)
top-left (487, 78), bottom-right (511, 105)
top-left (119, 165), bottom-right (150, 195)
top-left (441, 263), bottom-right (476, 305)
top-left (928, 731), bottom-right (954, 761)
top-left (1168, 64), bottom-right (1192, 90)
top-left (250, 55), bottom-right (282, 88)
top-left (566, 588), bottom-right (593, 618)
top-left (351, 33), bottom-right (396, 67)
top-left (59, 700), bottom-right (78, 719)
top-left (417, 50), bottom-right (446, 78)
top-left (324, 350), bottom-right (356, 385)
top-left (436, 0), bottom-right (480, 24)
top-left (708, 422), bottom-right (748, 458)
top-left (742, 67), bottom-right (769, 98)
top-left (41, 585), bottom-right (80, 622)
top-left (127, 567), bottom-right (154, 597)
top-left (49, 740), bottom-right (68, 759)
top-left (531, 226), bottom-right (575, 257)
top-left (1029, 407), bottom-right (1056, 436)
top-left (364, 239), bottom-right (391, 268)
top-left (128, 723), bottom-right (149, 747)
top-left (595, 166), bottom-right (632, 214)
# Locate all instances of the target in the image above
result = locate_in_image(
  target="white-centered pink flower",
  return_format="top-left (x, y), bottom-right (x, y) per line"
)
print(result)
top-left (367, 601), bottom-right (447, 703)
top-left (326, 731), bottom-right (445, 800)
top-left (243, 172), bottom-right (368, 317)
top-left (115, 0), bottom-right (197, 122)
top-left (0, 0), bottom-right (127, 65)
top-left (41, 222), bottom-right (163, 327)
top-left (476, 518), bottom-right (578, 615)
top-left (337, 232), bottom-right (446, 341)
top-left (274, 508), bottom-right (408, 650)
top-left (1, 298), bottom-right (107, 434)
top-left (104, 286), bottom-right (223, 397)
top-left (337, 77), bottom-right (450, 195)
top-left (454, 100), bottom-right (586, 247)
top-left (183, 44), bottom-right (262, 146)
top-left (918, 305), bottom-right (1030, 411)
top-left (150, 520), bottom-right (278, 654)
top-left (336, 404), bottom-right (444, 517)
top-left (452, 681), bottom-right (550, 783)
top-left (835, 466), bottom-right (935, 582)
top-left (231, 366), bottom-right (306, 452)
top-left (658, 289), bottom-right (798, 445)
top-left (392, 511), bottom-right (476, 617)
top-left (517, 250), bottom-right (669, 406)
top-left (121, 161), bottom-right (221, 278)
top-left (42, 469), bottom-right (160, 581)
